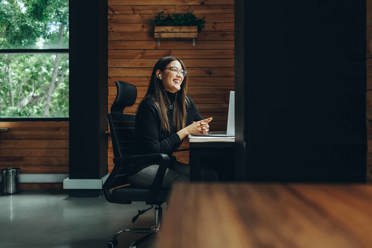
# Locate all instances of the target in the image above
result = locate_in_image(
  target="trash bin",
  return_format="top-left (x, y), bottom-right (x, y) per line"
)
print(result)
top-left (1, 168), bottom-right (19, 195)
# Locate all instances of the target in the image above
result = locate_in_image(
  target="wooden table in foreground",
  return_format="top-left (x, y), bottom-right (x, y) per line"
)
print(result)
top-left (156, 183), bottom-right (372, 248)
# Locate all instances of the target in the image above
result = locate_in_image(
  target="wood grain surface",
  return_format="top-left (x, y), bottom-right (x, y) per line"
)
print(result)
top-left (156, 183), bottom-right (372, 248)
top-left (0, 121), bottom-right (68, 173)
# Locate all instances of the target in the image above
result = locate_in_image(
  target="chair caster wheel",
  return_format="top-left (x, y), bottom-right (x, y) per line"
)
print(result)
top-left (106, 238), bottom-right (118, 248)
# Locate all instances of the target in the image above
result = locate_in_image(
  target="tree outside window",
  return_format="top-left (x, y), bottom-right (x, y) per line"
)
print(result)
top-left (0, 0), bottom-right (69, 118)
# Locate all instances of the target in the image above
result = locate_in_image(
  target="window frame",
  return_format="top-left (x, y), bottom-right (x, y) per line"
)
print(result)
top-left (0, 2), bottom-right (70, 121)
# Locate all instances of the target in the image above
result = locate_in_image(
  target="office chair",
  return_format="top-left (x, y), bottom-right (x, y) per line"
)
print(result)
top-left (103, 81), bottom-right (171, 248)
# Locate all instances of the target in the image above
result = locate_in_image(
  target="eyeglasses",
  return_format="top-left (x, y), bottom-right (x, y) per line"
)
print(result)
top-left (165, 66), bottom-right (187, 77)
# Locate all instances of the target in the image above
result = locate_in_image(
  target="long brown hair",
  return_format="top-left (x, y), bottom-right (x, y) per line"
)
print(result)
top-left (145, 56), bottom-right (188, 132)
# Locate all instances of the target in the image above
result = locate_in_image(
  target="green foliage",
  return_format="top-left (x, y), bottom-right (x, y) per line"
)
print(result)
top-left (153, 11), bottom-right (205, 32)
top-left (0, 0), bottom-right (69, 118)
top-left (0, 54), bottom-right (69, 117)
top-left (0, 0), bottom-right (68, 49)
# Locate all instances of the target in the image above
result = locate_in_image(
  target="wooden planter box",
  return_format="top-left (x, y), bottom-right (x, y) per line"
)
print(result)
top-left (154, 26), bottom-right (198, 39)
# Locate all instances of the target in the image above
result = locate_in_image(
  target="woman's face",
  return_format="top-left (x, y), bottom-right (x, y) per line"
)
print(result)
top-left (157, 60), bottom-right (185, 93)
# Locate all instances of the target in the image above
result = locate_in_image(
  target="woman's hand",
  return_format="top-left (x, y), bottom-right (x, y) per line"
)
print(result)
top-left (177, 117), bottom-right (213, 140)
top-left (190, 117), bottom-right (212, 135)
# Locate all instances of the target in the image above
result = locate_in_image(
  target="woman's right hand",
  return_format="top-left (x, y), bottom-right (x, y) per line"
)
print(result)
top-left (177, 117), bottom-right (213, 140)
top-left (187, 117), bottom-right (213, 135)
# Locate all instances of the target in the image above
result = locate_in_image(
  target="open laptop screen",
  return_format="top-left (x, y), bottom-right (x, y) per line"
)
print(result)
top-left (226, 90), bottom-right (235, 136)
top-left (188, 90), bottom-right (235, 141)
top-left (195, 90), bottom-right (235, 137)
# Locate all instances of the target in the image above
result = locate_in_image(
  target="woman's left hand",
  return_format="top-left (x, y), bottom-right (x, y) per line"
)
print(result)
top-left (199, 117), bottom-right (212, 134)
top-left (176, 117), bottom-right (213, 140)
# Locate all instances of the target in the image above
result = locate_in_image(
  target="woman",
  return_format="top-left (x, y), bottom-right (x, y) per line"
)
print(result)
top-left (133, 56), bottom-right (212, 187)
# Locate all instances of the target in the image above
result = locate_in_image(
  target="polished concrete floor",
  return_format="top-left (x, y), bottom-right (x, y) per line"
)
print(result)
top-left (0, 193), bottom-right (158, 248)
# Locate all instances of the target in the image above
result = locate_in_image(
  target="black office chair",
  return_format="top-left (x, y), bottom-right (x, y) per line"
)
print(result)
top-left (103, 81), bottom-right (171, 248)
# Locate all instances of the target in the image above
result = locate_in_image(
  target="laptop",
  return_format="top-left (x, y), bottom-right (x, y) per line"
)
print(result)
top-left (193, 90), bottom-right (235, 137)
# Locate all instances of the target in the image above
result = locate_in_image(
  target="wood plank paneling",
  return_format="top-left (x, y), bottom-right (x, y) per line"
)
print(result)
top-left (109, 22), bottom-right (234, 33)
top-left (0, 122), bottom-right (69, 174)
top-left (109, 40), bottom-right (234, 49)
top-left (109, 58), bottom-right (234, 67)
top-left (109, 5), bottom-right (234, 15)
top-left (110, 32), bottom-right (234, 41)
top-left (109, 13), bottom-right (234, 24)
top-left (108, 49), bottom-right (234, 59)
top-left (109, 67), bottom-right (234, 77)
top-left (107, 0), bottom-right (234, 170)
top-left (108, 76), bottom-right (235, 87)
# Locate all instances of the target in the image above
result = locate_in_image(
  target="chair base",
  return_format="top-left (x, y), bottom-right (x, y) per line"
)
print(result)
top-left (106, 228), bottom-right (157, 248)
top-left (106, 205), bottom-right (162, 248)
top-left (128, 229), bottom-right (157, 248)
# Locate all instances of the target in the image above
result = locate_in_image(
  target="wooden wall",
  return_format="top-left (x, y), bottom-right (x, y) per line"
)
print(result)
top-left (0, 121), bottom-right (69, 190)
top-left (107, 0), bottom-right (235, 168)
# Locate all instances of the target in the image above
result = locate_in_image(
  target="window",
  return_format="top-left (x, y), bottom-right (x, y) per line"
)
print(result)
top-left (0, 0), bottom-right (69, 118)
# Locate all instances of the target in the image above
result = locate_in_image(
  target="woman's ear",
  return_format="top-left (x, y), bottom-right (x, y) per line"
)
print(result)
top-left (156, 69), bottom-right (162, 80)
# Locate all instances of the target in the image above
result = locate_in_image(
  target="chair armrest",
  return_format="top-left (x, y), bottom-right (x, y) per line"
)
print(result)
top-left (105, 153), bottom-right (171, 193)
top-left (126, 153), bottom-right (171, 193)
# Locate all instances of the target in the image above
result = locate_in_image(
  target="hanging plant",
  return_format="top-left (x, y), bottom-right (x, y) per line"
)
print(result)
top-left (153, 11), bottom-right (205, 32)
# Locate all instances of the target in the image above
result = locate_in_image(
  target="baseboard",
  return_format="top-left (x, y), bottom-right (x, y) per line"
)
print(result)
top-left (19, 173), bottom-right (68, 183)
top-left (63, 175), bottom-right (108, 189)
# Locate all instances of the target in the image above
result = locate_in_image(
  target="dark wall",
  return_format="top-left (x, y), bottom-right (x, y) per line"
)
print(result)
top-left (69, 0), bottom-right (108, 179)
top-left (235, 0), bottom-right (366, 182)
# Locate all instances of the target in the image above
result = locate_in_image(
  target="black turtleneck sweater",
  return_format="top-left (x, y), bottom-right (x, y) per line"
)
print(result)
top-left (135, 92), bottom-right (202, 155)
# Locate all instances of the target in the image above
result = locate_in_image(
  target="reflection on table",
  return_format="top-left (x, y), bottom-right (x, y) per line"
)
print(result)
top-left (156, 183), bottom-right (372, 248)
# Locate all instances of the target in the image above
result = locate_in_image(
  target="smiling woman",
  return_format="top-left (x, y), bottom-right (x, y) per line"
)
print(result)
top-left (133, 56), bottom-right (213, 187)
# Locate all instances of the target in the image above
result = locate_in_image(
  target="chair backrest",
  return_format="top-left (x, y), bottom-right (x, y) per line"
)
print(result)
top-left (104, 81), bottom-right (169, 205)
top-left (108, 81), bottom-right (137, 160)
top-left (111, 81), bottom-right (137, 115)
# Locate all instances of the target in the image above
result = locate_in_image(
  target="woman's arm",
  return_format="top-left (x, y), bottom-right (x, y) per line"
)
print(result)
top-left (176, 96), bottom-right (212, 140)
top-left (136, 99), bottom-right (182, 155)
